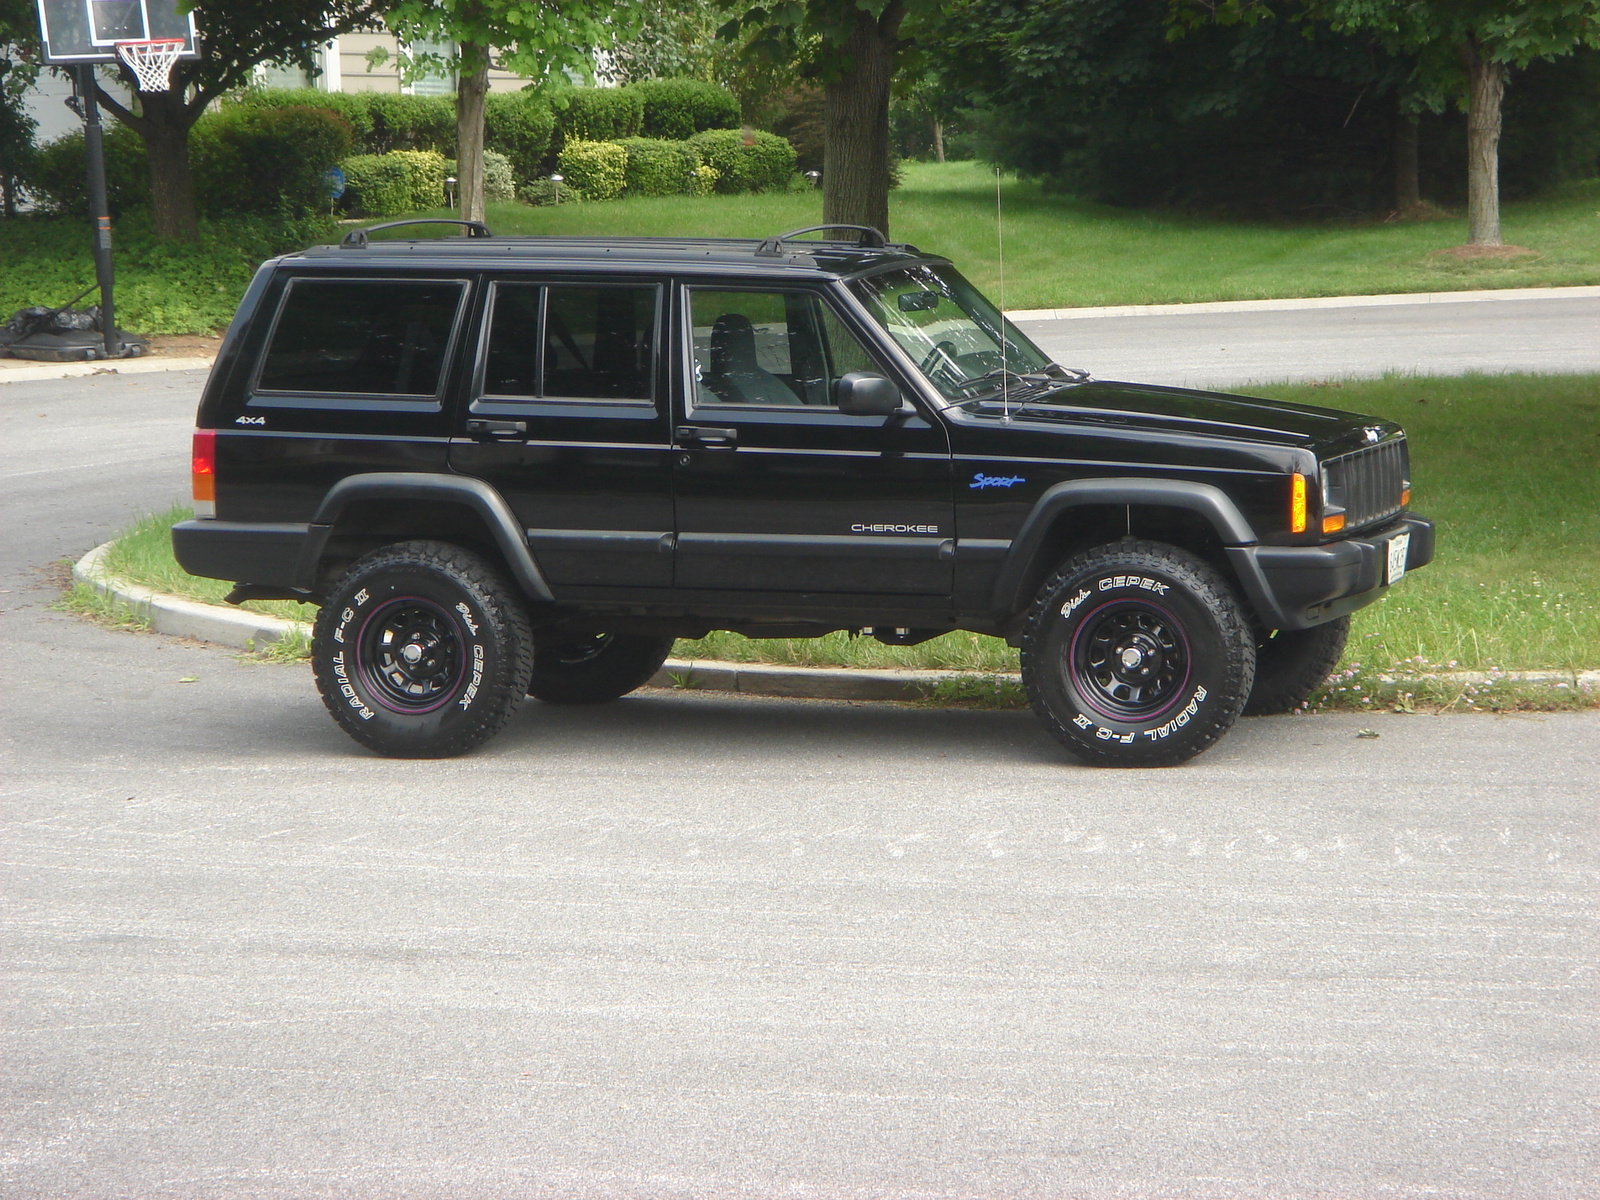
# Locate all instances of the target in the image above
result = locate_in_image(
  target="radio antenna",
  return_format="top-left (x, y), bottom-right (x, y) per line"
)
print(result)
top-left (996, 165), bottom-right (1010, 420)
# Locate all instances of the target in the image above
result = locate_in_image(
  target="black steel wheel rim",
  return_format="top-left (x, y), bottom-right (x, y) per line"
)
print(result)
top-left (356, 596), bottom-right (465, 714)
top-left (1067, 599), bottom-right (1191, 722)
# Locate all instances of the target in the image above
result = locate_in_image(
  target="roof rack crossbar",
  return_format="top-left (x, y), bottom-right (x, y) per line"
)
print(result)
top-left (756, 224), bottom-right (889, 256)
top-left (341, 219), bottom-right (493, 248)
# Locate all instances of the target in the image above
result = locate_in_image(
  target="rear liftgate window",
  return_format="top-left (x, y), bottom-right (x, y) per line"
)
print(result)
top-left (258, 279), bottom-right (466, 397)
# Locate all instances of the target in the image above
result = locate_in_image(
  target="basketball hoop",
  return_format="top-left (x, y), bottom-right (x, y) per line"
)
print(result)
top-left (115, 38), bottom-right (185, 93)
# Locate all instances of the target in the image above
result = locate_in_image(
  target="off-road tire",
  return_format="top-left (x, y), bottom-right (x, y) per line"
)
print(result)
top-left (528, 633), bottom-right (675, 705)
top-left (1020, 541), bottom-right (1256, 767)
top-left (311, 541), bottom-right (532, 758)
top-left (1243, 616), bottom-right (1351, 716)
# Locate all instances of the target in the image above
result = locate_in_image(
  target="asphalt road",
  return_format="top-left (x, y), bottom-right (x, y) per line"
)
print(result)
top-left (1015, 292), bottom-right (1600, 390)
top-left (3, 347), bottom-right (1597, 1197)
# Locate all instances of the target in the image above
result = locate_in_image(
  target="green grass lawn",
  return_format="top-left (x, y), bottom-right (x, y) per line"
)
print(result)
top-left (10, 162), bottom-right (1592, 338)
top-left (96, 373), bottom-right (1600, 706)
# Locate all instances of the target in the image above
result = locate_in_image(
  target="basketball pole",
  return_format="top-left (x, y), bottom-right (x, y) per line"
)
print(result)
top-left (73, 62), bottom-right (118, 360)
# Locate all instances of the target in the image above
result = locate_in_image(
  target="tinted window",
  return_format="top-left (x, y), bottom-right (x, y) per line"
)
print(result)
top-left (482, 284), bottom-right (657, 401)
top-left (688, 288), bottom-right (883, 407)
top-left (258, 279), bottom-right (464, 396)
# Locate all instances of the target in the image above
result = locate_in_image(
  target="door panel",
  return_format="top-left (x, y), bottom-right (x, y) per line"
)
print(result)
top-left (448, 280), bottom-right (674, 588)
top-left (672, 285), bottom-right (953, 595)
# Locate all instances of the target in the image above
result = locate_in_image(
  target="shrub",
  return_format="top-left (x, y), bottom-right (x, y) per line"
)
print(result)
top-left (555, 139), bottom-right (627, 201)
top-left (339, 154), bottom-right (413, 217)
top-left (483, 91), bottom-right (555, 186)
top-left (482, 150), bottom-right (516, 201)
top-left (191, 105), bottom-right (354, 217)
top-left (226, 88), bottom-right (377, 150)
top-left (555, 88), bottom-right (643, 152)
top-left (25, 124), bottom-right (148, 215)
top-left (690, 163), bottom-right (718, 196)
top-left (362, 93), bottom-right (455, 154)
top-left (388, 149), bottom-right (448, 209)
top-left (686, 128), bottom-right (797, 193)
top-left (615, 136), bottom-right (699, 197)
top-left (630, 78), bottom-right (742, 141)
top-left (519, 177), bottom-right (578, 206)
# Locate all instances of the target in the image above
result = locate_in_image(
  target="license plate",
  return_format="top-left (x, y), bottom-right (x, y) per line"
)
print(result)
top-left (1386, 532), bottom-right (1410, 585)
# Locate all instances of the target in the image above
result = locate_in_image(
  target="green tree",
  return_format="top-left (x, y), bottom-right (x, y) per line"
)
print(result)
top-left (1181, 1), bottom-right (1600, 244)
top-left (75, 1), bottom-right (389, 240)
top-left (379, 0), bottom-right (622, 223)
top-left (0, 0), bottom-right (41, 216)
top-left (722, 0), bottom-right (938, 236)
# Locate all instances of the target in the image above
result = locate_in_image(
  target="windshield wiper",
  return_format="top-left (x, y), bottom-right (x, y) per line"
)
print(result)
top-left (950, 362), bottom-right (1091, 397)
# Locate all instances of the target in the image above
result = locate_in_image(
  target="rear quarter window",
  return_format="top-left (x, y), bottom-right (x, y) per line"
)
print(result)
top-left (257, 278), bottom-right (467, 397)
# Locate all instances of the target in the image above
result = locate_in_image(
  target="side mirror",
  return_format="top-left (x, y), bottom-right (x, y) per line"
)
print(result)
top-left (834, 371), bottom-right (903, 416)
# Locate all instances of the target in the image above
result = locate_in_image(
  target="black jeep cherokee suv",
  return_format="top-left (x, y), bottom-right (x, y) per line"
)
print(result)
top-left (173, 220), bottom-right (1434, 765)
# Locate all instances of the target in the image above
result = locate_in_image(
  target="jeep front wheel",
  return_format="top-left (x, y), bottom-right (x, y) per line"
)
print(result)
top-left (528, 633), bottom-right (675, 705)
top-left (1020, 541), bottom-right (1256, 767)
top-left (311, 541), bottom-right (532, 758)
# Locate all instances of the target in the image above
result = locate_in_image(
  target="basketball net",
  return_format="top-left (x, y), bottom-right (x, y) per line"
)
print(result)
top-left (115, 39), bottom-right (185, 93)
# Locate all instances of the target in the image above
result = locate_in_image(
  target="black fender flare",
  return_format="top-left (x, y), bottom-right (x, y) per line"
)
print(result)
top-left (297, 473), bottom-right (554, 603)
top-left (990, 478), bottom-right (1258, 615)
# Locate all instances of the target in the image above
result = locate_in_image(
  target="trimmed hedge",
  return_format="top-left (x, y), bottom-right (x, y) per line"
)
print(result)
top-left (387, 149), bottom-right (447, 210)
top-left (339, 154), bottom-right (413, 217)
top-left (445, 150), bottom-right (517, 202)
top-left (191, 105), bottom-right (354, 216)
top-left (556, 139), bottom-right (627, 201)
top-left (226, 88), bottom-right (454, 155)
top-left (26, 124), bottom-right (148, 215)
top-left (615, 136), bottom-right (700, 197)
top-left (686, 128), bottom-right (797, 194)
top-left (483, 91), bottom-right (555, 186)
top-left (556, 88), bottom-right (644, 150)
top-left (631, 78), bottom-right (741, 141)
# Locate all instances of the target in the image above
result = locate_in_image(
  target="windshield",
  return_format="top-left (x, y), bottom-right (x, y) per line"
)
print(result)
top-left (850, 264), bottom-right (1056, 401)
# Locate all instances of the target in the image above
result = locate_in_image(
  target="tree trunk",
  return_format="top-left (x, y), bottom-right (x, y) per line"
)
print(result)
top-left (1460, 40), bottom-right (1504, 246)
top-left (131, 89), bottom-right (199, 241)
top-left (932, 117), bottom-right (945, 164)
top-left (1392, 105), bottom-right (1419, 211)
top-left (822, 2), bottom-right (904, 238)
top-left (455, 46), bottom-right (491, 225)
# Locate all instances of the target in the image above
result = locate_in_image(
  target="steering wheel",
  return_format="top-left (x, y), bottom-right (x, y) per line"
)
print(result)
top-left (919, 340), bottom-right (960, 378)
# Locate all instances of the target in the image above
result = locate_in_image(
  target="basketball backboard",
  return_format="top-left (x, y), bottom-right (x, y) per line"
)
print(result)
top-left (34, 0), bottom-right (198, 64)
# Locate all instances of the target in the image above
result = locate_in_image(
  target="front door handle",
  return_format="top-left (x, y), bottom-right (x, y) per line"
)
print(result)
top-left (677, 425), bottom-right (738, 449)
top-left (466, 418), bottom-right (528, 441)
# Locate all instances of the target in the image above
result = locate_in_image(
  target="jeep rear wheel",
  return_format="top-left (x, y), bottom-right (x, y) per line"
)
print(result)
top-left (1244, 616), bottom-right (1351, 716)
top-left (311, 541), bottom-right (532, 758)
top-left (1020, 541), bottom-right (1256, 767)
top-left (528, 632), bottom-right (675, 705)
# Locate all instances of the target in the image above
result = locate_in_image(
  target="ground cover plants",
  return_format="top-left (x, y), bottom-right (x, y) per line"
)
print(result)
top-left (90, 373), bottom-right (1599, 711)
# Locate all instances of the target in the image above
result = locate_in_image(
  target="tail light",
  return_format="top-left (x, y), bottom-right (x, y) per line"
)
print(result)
top-left (192, 429), bottom-right (216, 518)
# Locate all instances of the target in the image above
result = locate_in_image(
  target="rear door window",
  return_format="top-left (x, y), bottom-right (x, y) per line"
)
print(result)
top-left (480, 283), bottom-right (658, 402)
top-left (257, 278), bottom-right (467, 397)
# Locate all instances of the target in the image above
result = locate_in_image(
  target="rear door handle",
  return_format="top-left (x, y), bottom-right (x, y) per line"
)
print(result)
top-left (677, 425), bottom-right (738, 449)
top-left (466, 418), bottom-right (528, 441)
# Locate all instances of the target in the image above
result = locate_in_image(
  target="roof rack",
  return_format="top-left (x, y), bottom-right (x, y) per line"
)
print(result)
top-left (341, 219), bottom-right (493, 248)
top-left (756, 224), bottom-right (889, 257)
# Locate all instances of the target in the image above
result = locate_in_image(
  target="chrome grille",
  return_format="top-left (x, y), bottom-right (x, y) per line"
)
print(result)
top-left (1324, 437), bottom-right (1408, 531)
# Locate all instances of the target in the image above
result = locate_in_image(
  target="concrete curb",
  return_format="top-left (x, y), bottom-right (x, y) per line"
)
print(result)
top-left (72, 542), bottom-right (1600, 702)
top-left (0, 354), bottom-right (215, 385)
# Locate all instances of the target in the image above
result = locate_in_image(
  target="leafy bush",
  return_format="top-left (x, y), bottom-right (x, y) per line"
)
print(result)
top-left (482, 150), bottom-right (516, 201)
top-left (386, 149), bottom-right (448, 209)
top-left (339, 154), bottom-right (413, 217)
top-left (555, 88), bottom-right (644, 152)
top-left (690, 163), bottom-right (718, 196)
top-left (25, 125), bottom-right (148, 215)
top-left (519, 177), bottom-right (579, 206)
top-left (615, 136), bottom-right (699, 196)
top-left (227, 89), bottom-right (454, 155)
top-left (556, 139), bottom-right (628, 200)
top-left (483, 91), bottom-right (555, 186)
top-left (226, 88), bottom-right (377, 148)
top-left (190, 105), bottom-right (354, 217)
top-left (630, 78), bottom-right (742, 141)
top-left (687, 129), bottom-right (797, 193)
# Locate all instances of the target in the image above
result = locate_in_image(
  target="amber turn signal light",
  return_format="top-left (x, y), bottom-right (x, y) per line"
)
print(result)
top-left (1322, 513), bottom-right (1346, 534)
top-left (1289, 473), bottom-right (1308, 533)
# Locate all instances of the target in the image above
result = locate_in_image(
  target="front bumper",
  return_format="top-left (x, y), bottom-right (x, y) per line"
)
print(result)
top-left (1227, 514), bottom-right (1435, 631)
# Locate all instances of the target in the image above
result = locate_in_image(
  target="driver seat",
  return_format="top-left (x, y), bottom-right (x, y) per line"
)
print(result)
top-left (707, 314), bottom-right (798, 404)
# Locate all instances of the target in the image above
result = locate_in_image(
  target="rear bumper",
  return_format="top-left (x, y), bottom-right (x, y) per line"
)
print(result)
top-left (1227, 514), bottom-right (1435, 631)
top-left (172, 520), bottom-right (319, 594)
